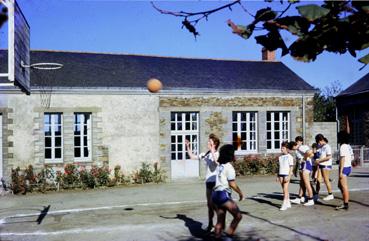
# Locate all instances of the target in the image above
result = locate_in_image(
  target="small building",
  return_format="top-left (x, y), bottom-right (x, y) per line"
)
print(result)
top-left (336, 73), bottom-right (369, 146)
top-left (0, 49), bottom-right (316, 180)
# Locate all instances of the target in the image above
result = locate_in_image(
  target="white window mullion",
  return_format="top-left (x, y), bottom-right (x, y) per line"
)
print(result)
top-left (51, 115), bottom-right (55, 160)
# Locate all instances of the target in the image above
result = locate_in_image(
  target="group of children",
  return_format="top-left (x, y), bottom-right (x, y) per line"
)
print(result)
top-left (277, 132), bottom-right (353, 211)
top-left (185, 131), bottom-right (353, 239)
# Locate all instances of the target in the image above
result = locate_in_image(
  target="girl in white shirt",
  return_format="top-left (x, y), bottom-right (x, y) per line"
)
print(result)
top-left (277, 141), bottom-right (294, 211)
top-left (315, 134), bottom-right (334, 201)
top-left (336, 131), bottom-right (353, 210)
top-left (212, 144), bottom-right (244, 240)
top-left (185, 133), bottom-right (220, 231)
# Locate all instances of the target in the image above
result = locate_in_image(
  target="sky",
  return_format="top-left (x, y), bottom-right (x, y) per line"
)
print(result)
top-left (1, 0), bottom-right (368, 92)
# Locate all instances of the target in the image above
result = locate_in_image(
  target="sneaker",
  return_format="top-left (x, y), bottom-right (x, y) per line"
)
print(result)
top-left (335, 204), bottom-right (348, 210)
top-left (290, 198), bottom-right (301, 204)
top-left (286, 201), bottom-right (291, 208)
top-left (280, 203), bottom-right (288, 211)
top-left (323, 194), bottom-right (334, 201)
top-left (303, 199), bottom-right (315, 206)
top-left (300, 196), bottom-right (306, 203)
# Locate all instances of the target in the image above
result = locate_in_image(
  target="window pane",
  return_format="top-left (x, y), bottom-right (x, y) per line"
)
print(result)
top-left (83, 136), bottom-right (88, 146)
top-left (232, 112), bottom-right (237, 121)
top-left (177, 122), bottom-right (182, 131)
top-left (171, 113), bottom-right (175, 122)
top-left (84, 114), bottom-right (90, 124)
top-left (55, 125), bottom-right (62, 136)
top-left (75, 114), bottom-right (81, 124)
top-left (267, 132), bottom-right (271, 140)
top-left (55, 148), bottom-right (62, 158)
top-left (83, 127), bottom-right (87, 135)
top-left (84, 147), bottom-right (89, 157)
top-left (267, 112), bottom-right (271, 121)
top-left (177, 114), bottom-right (182, 122)
top-left (241, 141), bottom-right (246, 150)
top-left (45, 148), bottom-right (51, 159)
top-left (192, 122), bottom-right (197, 130)
top-left (241, 123), bottom-right (246, 131)
top-left (44, 114), bottom-right (51, 124)
top-left (74, 136), bottom-right (80, 146)
top-left (275, 131), bottom-right (280, 139)
top-left (267, 141), bottom-right (271, 149)
top-left (171, 123), bottom-right (175, 131)
top-left (171, 144), bottom-right (176, 152)
top-left (178, 152), bottom-right (183, 160)
top-left (191, 113), bottom-right (197, 121)
top-left (171, 153), bottom-right (176, 160)
top-left (55, 137), bottom-right (62, 147)
top-left (241, 132), bottom-right (246, 141)
top-left (275, 141), bottom-right (280, 148)
top-left (75, 148), bottom-right (81, 158)
top-left (185, 122), bottom-right (190, 130)
top-left (185, 114), bottom-right (190, 121)
top-left (241, 112), bottom-right (246, 121)
top-left (267, 122), bottom-right (271, 131)
top-left (274, 122), bottom-right (280, 130)
top-left (55, 114), bottom-right (62, 124)
top-left (74, 124), bottom-right (80, 132)
top-left (45, 137), bottom-right (52, 147)
top-left (274, 113), bottom-right (279, 121)
top-left (171, 136), bottom-right (175, 143)
top-left (44, 126), bottom-right (51, 136)
top-left (232, 123), bottom-right (237, 131)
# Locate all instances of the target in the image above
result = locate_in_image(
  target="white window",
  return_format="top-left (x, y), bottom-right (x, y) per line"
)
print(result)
top-left (232, 112), bottom-right (258, 154)
top-left (170, 112), bottom-right (199, 160)
top-left (267, 111), bottom-right (290, 152)
top-left (44, 113), bottom-right (63, 163)
top-left (74, 113), bottom-right (92, 161)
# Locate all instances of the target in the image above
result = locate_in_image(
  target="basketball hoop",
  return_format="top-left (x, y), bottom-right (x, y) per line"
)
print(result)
top-left (22, 61), bottom-right (63, 109)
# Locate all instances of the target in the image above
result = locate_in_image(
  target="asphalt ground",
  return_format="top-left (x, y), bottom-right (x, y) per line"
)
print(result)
top-left (0, 167), bottom-right (368, 241)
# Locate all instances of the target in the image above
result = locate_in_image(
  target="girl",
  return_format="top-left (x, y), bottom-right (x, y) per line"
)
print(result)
top-left (185, 133), bottom-right (220, 231)
top-left (212, 144), bottom-right (244, 239)
top-left (336, 131), bottom-right (353, 210)
top-left (277, 141), bottom-right (294, 211)
top-left (315, 134), bottom-right (334, 201)
top-left (301, 150), bottom-right (315, 206)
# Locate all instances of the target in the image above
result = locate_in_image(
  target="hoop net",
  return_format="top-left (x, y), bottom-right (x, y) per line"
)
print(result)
top-left (29, 63), bottom-right (63, 109)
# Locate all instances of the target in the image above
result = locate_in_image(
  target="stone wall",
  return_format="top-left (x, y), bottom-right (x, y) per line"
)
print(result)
top-left (311, 122), bottom-right (338, 152)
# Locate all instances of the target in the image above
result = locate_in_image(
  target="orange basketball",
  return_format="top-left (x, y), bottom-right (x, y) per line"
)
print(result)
top-left (147, 78), bottom-right (162, 93)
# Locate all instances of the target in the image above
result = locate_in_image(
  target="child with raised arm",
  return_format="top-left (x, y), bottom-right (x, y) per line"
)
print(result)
top-left (212, 144), bottom-right (244, 240)
top-left (277, 141), bottom-right (294, 211)
top-left (185, 133), bottom-right (220, 231)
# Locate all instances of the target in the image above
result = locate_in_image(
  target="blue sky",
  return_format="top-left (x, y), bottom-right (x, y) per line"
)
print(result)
top-left (2, 0), bottom-right (368, 91)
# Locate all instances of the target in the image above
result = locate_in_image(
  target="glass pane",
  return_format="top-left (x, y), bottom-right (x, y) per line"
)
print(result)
top-left (171, 135), bottom-right (175, 143)
top-left (185, 114), bottom-right (190, 121)
top-left (177, 144), bottom-right (182, 152)
top-left (84, 147), bottom-right (89, 157)
top-left (55, 125), bottom-right (62, 136)
top-left (267, 122), bottom-right (271, 131)
top-left (55, 148), bottom-right (62, 158)
top-left (44, 114), bottom-right (51, 124)
top-left (241, 112), bottom-right (246, 121)
top-left (241, 123), bottom-right (246, 131)
top-left (55, 137), bottom-right (62, 147)
top-left (178, 152), bottom-right (183, 160)
top-left (275, 131), bottom-right (280, 139)
top-left (55, 114), bottom-right (62, 124)
top-left (232, 123), bottom-right (237, 131)
top-left (170, 113), bottom-right (175, 122)
top-left (241, 132), bottom-right (246, 141)
top-left (191, 113), bottom-right (197, 121)
top-left (192, 122), bottom-right (197, 130)
top-left (171, 123), bottom-right (175, 131)
top-left (171, 144), bottom-right (176, 152)
top-left (177, 114), bottom-right (182, 122)
top-left (267, 132), bottom-right (271, 139)
top-left (274, 122), bottom-right (280, 130)
top-left (75, 148), bottom-right (81, 157)
top-left (275, 141), bottom-right (280, 148)
top-left (250, 113), bottom-right (255, 122)
top-left (74, 124), bottom-right (80, 132)
top-left (74, 136), bottom-right (80, 146)
top-left (45, 137), bottom-right (52, 148)
top-left (267, 141), bottom-right (271, 149)
top-left (177, 122), bottom-right (182, 131)
top-left (185, 122), bottom-right (190, 130)
top-left (84, 114), bottom-right (90, 124)
top-left (83, 136), bottom-right (88, 146)
top-left (44, 125), bottom-right (51, 136)
top-left (241, 141), bottom-right (246, 150)
top-left (267, 112), bottom-right (271, 121)
top-left (274, 113), bottom-right (279, 121)
top-left (178, 135), bottom-right (182, 143)
top-left (171, 153), bottom-right (176, 160)
top-left (75, 114), bottom-right (81, 124)
top-left (45, 148), bottom-right (51, 159)
top-left (232, 112), bottom-right (237, 121)
top-left (83, 127), bottom-right (87, 135)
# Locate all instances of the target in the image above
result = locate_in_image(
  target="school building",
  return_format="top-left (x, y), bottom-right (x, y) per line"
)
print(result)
top-left (0, 49), bottom-right (325, 180)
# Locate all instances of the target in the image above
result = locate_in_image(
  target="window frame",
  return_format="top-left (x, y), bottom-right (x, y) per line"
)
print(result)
top-left (266, 111), bottom-right (290, 153)
top-left (73, 112), bottom-right (92, 162)
top-left (44, 113), bottom-right (63, 163)
top-left (170, 112), bottom-right (199, 161)
top-left (232, 111), bottom-right (258, 155)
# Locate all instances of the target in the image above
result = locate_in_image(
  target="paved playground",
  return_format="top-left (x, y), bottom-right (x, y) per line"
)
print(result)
top-left (0, 167), bottom-right (368, 241)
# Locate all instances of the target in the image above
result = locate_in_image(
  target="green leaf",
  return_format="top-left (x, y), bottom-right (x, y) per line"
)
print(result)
top-left (297, 4), bottom-right (330, 22)
top-left (360, 42), bottom-right (369, 50)
top-left (255, 7), bottom-right (277, 22)
top-left (359, 53), bottom-right (369, 64)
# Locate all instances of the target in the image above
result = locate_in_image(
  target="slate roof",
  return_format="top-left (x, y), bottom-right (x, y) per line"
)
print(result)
top-left (337, 73), bottom-right (369, 97)
top-left (0, 50), bottom-right (315, 92)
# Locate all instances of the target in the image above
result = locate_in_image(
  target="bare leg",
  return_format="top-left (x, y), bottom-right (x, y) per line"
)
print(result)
top-left (321, 169), bottom-right (332, 193)
top-left (222, 200), bottom-right (242, 236)
top-left (339, 176), bottom-right (349, 203)
top-left (214, 207), bottom-right (226, 238)
top-left (302, 171), bottom-right (313, 198)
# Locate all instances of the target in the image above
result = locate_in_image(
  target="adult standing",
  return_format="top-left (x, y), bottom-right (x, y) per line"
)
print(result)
top-left (185, 133), bottom-right (220, 231)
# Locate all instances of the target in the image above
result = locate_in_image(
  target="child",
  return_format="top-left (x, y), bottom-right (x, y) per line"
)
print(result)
top-left (300, 150), bottom-right (315, 206)
top-left (336, 131), bottom-right (353, 210)
top-left (311, 143), bottom-right (321, 201)
top-left (212, 144), bottom-right (244, 240)
top-left (315, 134), bottom-right (334, 201)
top-left (186, 134), bottom-right (220, 231)
top-left (276, 141), bottom-right (294, 211)
top-left (290, 137), bottom-right (310, 204)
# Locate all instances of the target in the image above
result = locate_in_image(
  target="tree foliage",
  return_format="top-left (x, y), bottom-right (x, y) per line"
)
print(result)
top-left (314, 80), bottom-right (342, 122)
top-left (153, 0), bottom-right (369, 68)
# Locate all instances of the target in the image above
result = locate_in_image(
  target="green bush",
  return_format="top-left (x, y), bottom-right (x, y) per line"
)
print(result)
top-left (90, 165), bottom-right (111, 186)
top-left (79, 168), bottom-right (96, 189)
top-left (234, 154), bottom-right (279, 176)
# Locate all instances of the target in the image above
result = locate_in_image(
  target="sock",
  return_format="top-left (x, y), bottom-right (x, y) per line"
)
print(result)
top-left (328, 192), bottom-right (332, 195)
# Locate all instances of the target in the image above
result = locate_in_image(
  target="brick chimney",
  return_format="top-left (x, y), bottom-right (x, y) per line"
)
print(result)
top-left (262, 47), bottom-right (276, 61)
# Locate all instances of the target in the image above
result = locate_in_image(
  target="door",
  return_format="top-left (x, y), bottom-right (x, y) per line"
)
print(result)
top-left (170, 112), bottom-right (199, 179)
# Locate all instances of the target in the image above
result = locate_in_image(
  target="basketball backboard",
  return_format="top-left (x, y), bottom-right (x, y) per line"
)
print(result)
top-left (0, 0), bottom-right (30, 95)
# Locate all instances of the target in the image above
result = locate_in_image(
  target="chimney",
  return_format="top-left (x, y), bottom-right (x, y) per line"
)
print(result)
top-left (262, 47), bottom-right (275, 61)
